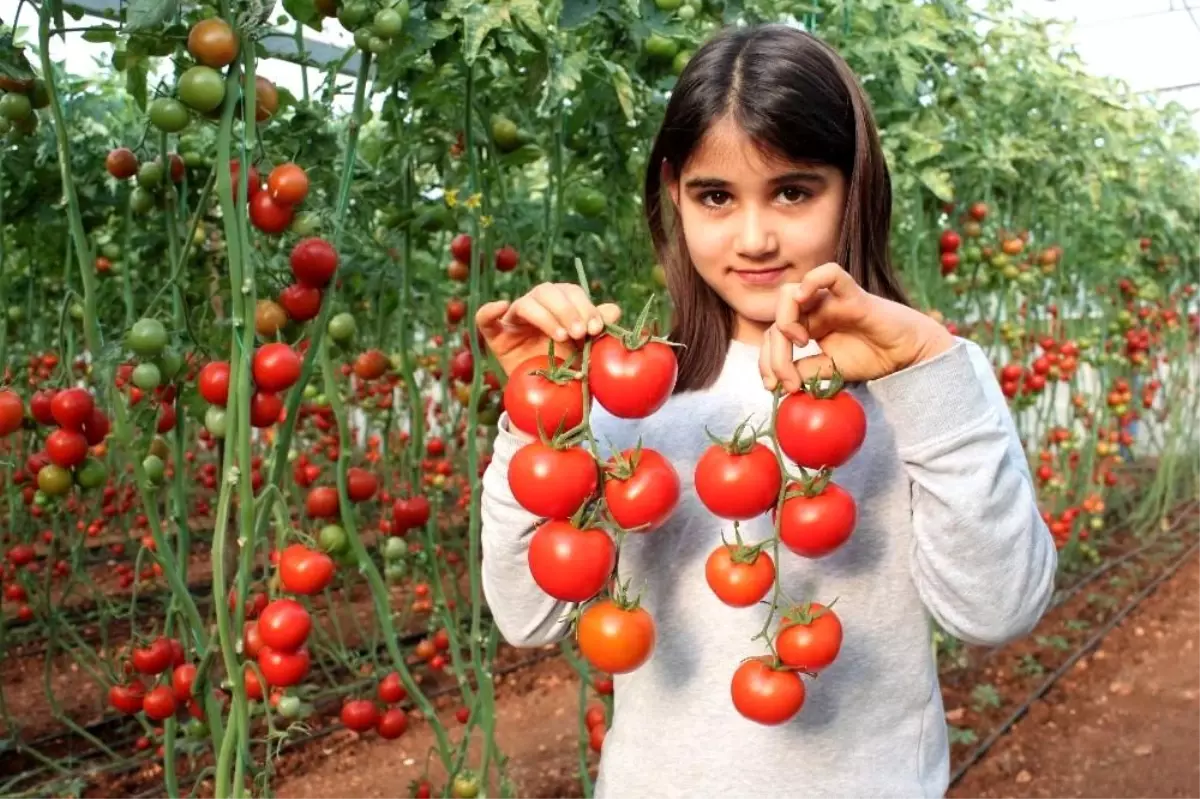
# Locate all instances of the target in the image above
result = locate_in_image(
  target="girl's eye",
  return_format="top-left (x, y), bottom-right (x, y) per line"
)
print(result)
top-left (698, 190), bottom-right (732, 208)
top-left (777, 186), bottom-right (810, 204)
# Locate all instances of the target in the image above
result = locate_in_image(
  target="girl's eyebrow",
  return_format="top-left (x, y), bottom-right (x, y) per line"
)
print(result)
top-left (683, 170), bottom-right (827, 190)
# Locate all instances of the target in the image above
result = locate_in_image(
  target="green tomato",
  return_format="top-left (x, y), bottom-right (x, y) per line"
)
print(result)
top-left (148, 97), bottom-right (190, 133)
top-left (384, 562), bottom-right (406, 582)
top-left (672, 49), bottom-right (692, 75)
top-left (75, 458), bottom-right (107, 490)
top-left (382, 537), bottom-right (406, 561)
top-left (353, 27), bottom-right (373, 51)
top-left (318, 524), bottom-right (349, 555)
top-left (127, 317), bottom-right (168, 357)
top-left (368, 36), bottom-right (389, 55)
top-left (183, 150), bottom-right (206, 168)
top-left (159, 348), bottom-right (185, 380)
top-left (372, 8), bottom-right (404, 37)
top-left (277, 695), bottom-right (302, 719)
top-left (677, 5), bottom-right (695, 20)
top-left (655, 0), bottom-right (683, 8)
top-left (131, 187), bottom-right (157, 214)
top-left (338, 1), bottom-right (369, 29)
top-left (143, 454), bottom-right (166, 484)
top-left (990, 253), bottom-right (1010, 269)
top-left (302, 384), bottom-right (319, 400)
top-left (185, 719), bottom-right (210, 740)
top-left (101, 242), bottom-right (122, 259)
top-left (491, 115), bottom-right (521, 153)
top-left (645, 33), bottom-right (679, 61)
top-left (37, 464), bottom-right (73, 497)
top-left (132, 362), bottom-right (162, 390)
top-left (0, 92), bottom-right (33, 122)
top-left (70, 303), bottom-right (84, 321)
top-left (328, 312), bottom-right (357, 344)
top-left (290, 212), bottom-right (320, 237)
top-left (573, 188), bottom-right (606, 218)
top-left (8, 306), bottom-right (24, 322)
top-left (178, 66), bottom-right (226, 113)
top-left (204, 406), bottom-right (227, 438)
top-left (30, 80), bottom-right (50, 109)
top-left (137, 161), bottom-right (164, 189)
top-left (0, 117), bottom-right (10, 136)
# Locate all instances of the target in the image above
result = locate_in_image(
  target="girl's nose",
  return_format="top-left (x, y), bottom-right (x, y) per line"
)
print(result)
top-left (734, 206), bottom-right (779, 258)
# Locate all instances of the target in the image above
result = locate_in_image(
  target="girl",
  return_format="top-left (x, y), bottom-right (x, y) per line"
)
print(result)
top-left (475, 23), bottom-right (1057, 799)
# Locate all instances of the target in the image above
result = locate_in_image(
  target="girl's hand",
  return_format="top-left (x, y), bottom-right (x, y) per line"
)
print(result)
top-left (759, 262), bottom-right (954, 392)
top-left (476, 283), bottom-right (622, 377)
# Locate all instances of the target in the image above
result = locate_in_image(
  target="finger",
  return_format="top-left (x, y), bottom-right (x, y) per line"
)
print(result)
top-left (770, 325), bottom-right (801, 393)
top-left (793, 353), bottom-right (837, 385)
top-left (560, 284), bottom-right (603, 339)
top-left (799, 263), bottom-right (853, 300)
top-left (595, 303), bottom-right (623, 334)
top-left (506, 295), bottom-right (569, 343)
top-left (475, 300), bottom-right (510, 337)
top-left (759, 330), bottom-right (777, 391)
top-left (532, 283), bottom-right (587, 339)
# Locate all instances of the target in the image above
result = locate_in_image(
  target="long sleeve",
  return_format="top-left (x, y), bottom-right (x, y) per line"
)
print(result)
top-left (866, 338), bottom-right (1058, 647)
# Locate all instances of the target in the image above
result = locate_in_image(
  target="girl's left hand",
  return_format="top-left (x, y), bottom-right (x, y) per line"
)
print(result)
top-left (759, 262), bottom-right (955, 392)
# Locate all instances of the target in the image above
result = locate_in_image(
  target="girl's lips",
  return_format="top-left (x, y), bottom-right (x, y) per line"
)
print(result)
top-left (732, 266), bottom-right (788, 285)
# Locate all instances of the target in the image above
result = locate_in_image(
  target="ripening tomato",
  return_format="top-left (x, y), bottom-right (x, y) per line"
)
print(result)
top-left (694, 441), bottom-right (780, 520)
top-left (268, 162), bottom-right (309, 205)
top-left (503, 355), bottom-right (585, 437)
top-left (730, 657), bottom-right (805, 725)
top-left (450, 233), bottom-right (472, 265)
top-left (528, 521), bottom-right (615, 602)
top-left (290, 237), bottom-right (338, 288)
top-left (446, 298), bottom-right (467, 325)
top-left (603, 448), bottom-right (680, 531)
top-left (198, 361), bottom-right (231, 406)
top-left (143, 685), bottom-right (177, 721)
top-left (253, 343), bottom-right (302, 393)
top-left (341, 699), bottom-right (379, 732)
top-left (279, 544), bottom-right (335, 595)
top-left (346, 467), bottom-right (379, 502)
top-left (354, 349), bottom-right (389, 380)
top-left (508, 442), bottom-right (597, 519)
top-left (106, 147), bottom-right (139, 179)
top-left (392, 496), bottom-right (430, 533)
top-left (587, 335), bottom-right (677, 419)
top-left (775, 390), bottom-right (866, 470)
top-left (968, 202), bottom-right (988, 221)
top-left (705, 544), bottom-right (775, 608)
top-left (109, 681), bottom-right (146, 714)
top-left (577, 600), bottom-right (655, 674)
top-left (376, 707), bottom-right (408, 739)
top-left (45, 428), bottom-right (89, 468)
top-left (775, 481), bottom-right (856, 558)
top-left (258, 646), bottom-right (310, 687)
top-left (257, 599), bottom-right (312, 652)
top-left (187, 17), bottom-right (238, 68)
top-left (0, 389), bottom-right (24, 436)
top-left (775, 603), bottom-right (842, 672)
top-left (132, 637), bottom-right (174, 675)
top-left (249, 191), bottom-right (294, 234)
top-left (306, 486), bottom-right (339, 518)
top-left (494, 245), bottom-right (519, 272)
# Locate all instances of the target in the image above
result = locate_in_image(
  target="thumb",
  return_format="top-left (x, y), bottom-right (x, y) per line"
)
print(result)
top-left (475, 300), bottom-right (510, 339)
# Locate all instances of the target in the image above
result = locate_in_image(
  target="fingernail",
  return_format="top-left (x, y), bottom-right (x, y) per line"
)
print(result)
top-left (571, 322), bottom-right (586, 338)
top-left (588, 318), bottom-right (602, 335)
top-left (554, 327), bottom-right (568, 341)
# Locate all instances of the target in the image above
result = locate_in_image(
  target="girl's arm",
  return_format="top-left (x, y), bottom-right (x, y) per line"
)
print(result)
top-left (867, 338), bottom-right (1058, 647)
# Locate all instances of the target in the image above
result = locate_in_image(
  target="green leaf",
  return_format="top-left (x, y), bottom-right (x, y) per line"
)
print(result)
top-left (606, 60), bottom-right (635, 122)
top-left (126, 0), bottom-right (177, 31)
top-left (458, 4), bottom-right (505, 64)
top-left (0, 30), bottom-right (37, 83)
top-left (282, 0), bottom-right (320, 30)
top-left (509, 0), bottom-right (546, 38)
top-left (82, 26), bottom-right (119, 42)
top-left (125, 55), bottom-right (148, 110)
top-left (560, 0), bottom-right (601, 28)
top-left (918, 167), bottom-right (953, 202)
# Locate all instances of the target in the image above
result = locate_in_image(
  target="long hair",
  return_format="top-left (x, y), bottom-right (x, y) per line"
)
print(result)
top-left (644, 24), bottom-right (910, 393)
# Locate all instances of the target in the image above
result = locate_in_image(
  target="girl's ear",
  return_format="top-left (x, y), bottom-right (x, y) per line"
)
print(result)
top-left (662, 159), bottom-right (681, 208)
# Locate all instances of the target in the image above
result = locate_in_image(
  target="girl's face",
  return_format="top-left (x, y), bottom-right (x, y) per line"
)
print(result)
top-left (669, 115), bottom-right (847, 343)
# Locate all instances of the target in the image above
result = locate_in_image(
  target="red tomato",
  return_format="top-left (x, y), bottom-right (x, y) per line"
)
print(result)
top-left (577, 600), bottom-right (655, 675)
top-left (341, 699), bottom-right (379, 732)
top-left (82, 407), bottom-right (111, 445)
top-left (289, 237), bottom-right (338, 288)
top-left (376, 707), bottom-right (409, 739)
top-left (603, 447), bottom-right (680, 531)
top-left (172, 664), bottom-right (197, 701)
top-left (346, 467), bottom-right (378, 502)
top-left (0, 389), bottom-right (24, 436)
top-left (494, 245), bottom-right (519, 272)
top-left (450, 233), bottom-right (472, 265)
top-left (508, 442), bottom-right (597, 519)
top-left (249, 191), bottom-right (294, 234)
top-left (50, 388), bottom-right (94, 430)
top-left (244, 666), bottom-right (264, 700)
top-left (776, 481), bottom-right (857, 558)
top-left (528, 521), bottom-right (615, 602)
top-left (775, 390), bottom-right (866, 470)
top-left (587, 335), bottom-right (677, 419)
top-left (279, 283), bottom-right (323, 322)
top-left (694, 441), bottom-right (780, 520)
top-left (775, 603), bottom-right (843, 672)
top-left (278, 544), bottom-right (334, 595)
top-left (143, 685), bottom-right (177, 721)
top-left (392, 495), bottom-right (430, 533)
top-left (939, 230), bottom-right (961, 252)
top-left (730, 657), bottom-right (805, 725)
top-left (250, 391), bottom-right (284, 428)
top-left (267, 162), bottom-right (309, 205)
top-left (502, 355), bottom-right (584, 437)
top-left (705, 544), bottom-right (775, 607)
top-left (45, 428), bottom-right (88, 468)
top-left (198, 361), bottom-right (231, 406)
top-left (243, 620), bottom-right (266, 659)
top-left (258, 646), bottom-right (310, 687)
top-left (257, 599), bottom-right (312, 652)
top-left (30, 389), bottom-right (58, 425)
top-left (377, 672), bottom-right (407, 704)
top-left (305, 486), bottom-right (339, 518)
top-left (132, 637), bottom-right (174, 675)
top-left (109, 681), bottom-right (146, 714)
top-left (253, 343), bottom-right (302, 393)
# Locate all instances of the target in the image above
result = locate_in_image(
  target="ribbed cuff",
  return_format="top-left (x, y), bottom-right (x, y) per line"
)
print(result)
top-left (865, 340), bottom-right (992, 454)
top-left (491, 411), bottom-right (536, 465)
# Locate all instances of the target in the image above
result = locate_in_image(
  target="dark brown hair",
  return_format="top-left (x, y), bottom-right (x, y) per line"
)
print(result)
top-left (645, 24), bottom-right (910, 393)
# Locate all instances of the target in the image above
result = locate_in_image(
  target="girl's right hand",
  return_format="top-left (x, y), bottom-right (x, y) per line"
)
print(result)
top-left (475, 283), bottom-right (622, 376)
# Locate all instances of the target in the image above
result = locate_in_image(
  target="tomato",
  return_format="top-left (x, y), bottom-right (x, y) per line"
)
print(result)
top-left (346, 467), bottom-right (378, 502)
top-left (279, 544), bottom-right (335, 595)
top-left (279, 283), bottom-right (323, 322)
top-left (328, 312), bottom-right (357, 344)
top-left (392, 496), bottom-right (430, 533)
top-left (257, 599), bottom-right (312, 652)
top-left (968, 202), bottom-right (988, 221)
top-left (940, 252), bottom-right (959, 275)
top-left (258, 646), bottom-right (310, 687)
top-left (172, 664), bottom-right (197, 701)
top-left (0, 389), bottom-right (24, 436)
top-left (494, 245), bottom-right (519, 272)
top-left (250, 391), bottom-right (283, 428)
top-left (187, 18), bottom-right (238, 67)
top-left (573, 187), bottom-right (607, 217)
top-left (528, 521), bottom-right (614, 602)
top-left (939, 230), bottom-right (961, 252)
top-left (776, 480), bottom-right (856, 558)
top-left (127, 317), bottom-right (168, 357)
top-left (354, 349), bottom-right (389, 380)
top-left (450, 233), bottom-right (472, 264)
top-left (37, 464), bottom-right (72, 496)
top-left (694, 441), bottom-right (780, 520)
top-left (45, 428), bottom-right (88, 468)
top-left (705, 544), bottom-right (775, 607)
top-left (577, 600), bottom-right (655, 674)
top-left (30, 389), bottom-right (57, 425)
top-left (253, 343), bottom-right (302, 393)
top-left (266, 162), bottom-right (310, 206)
top-left (372, 7), bottom-right (404, 37)
top-left (109, 682), bottom-right (146, 714)
top-left (290, 237), bottom-right (338, 288)
top-left (446, 298), bottom-right (467, 325)
top-left (730, 657), bottom-right (805, 725)
top-left (376, 707), bottom-right (409, 739)
top-left (249, 191), bottom-right (294, 234)
top-left (178, 66), bottom-right (226, 113)
top-left (106, 147), bottom-right (139, 179)
top-left (589, 722), bottom-right (606, 753)
top-left (508, 442), bottom-right (597, 519)
top-left (148, 98), bottom-right (189, 133)
top-left (451, 774), bottom-right (480, 799)
top-left (197, 361), bottom-right (231, 406)
top-left (587, 335), bottom-right (677, 419)
top-left (305, 486), bottom-right (340, 519)
top-left (377, 671), bottom-right (407, 704)
top-left (503, 355), bottom-right (585, 437)
top-left (603, 447), bottom-right (680, 531)
top-left (243, 621), bottom-right (265, 659)
top-left (230, 159), bottom-right (262, 200)
top-left (340, 699), bottom-right (379, 732)
top-left (50, 388), bottom-right (93, 431)
top-left (244, 666), bottom-right (264, 700)
top-left (253, 76), bottom-right (279, 121)
top-left (775, 603), bottom-right (842, 672)
top-left (142, 685), bottom-right (177, 721)
top-left (132, 637), bottom-right (174, 675)
top-left (775, 390), bottom-right (866, 470)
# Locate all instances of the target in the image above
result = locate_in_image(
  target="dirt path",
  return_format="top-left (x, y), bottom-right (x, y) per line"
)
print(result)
top-left (949, 551), bottom-right (1200, 799)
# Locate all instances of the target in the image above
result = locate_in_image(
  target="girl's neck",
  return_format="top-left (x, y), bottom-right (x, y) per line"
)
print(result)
top-left (732, 316), bottom-right (770, 347)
